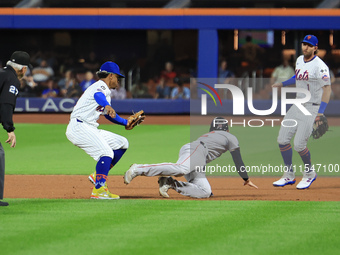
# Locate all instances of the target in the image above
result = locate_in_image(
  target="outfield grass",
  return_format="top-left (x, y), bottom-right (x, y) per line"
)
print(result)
top-left (1, 199), bottom-right (339, 255)
top-left (4, 124), bottom-right (189, 175)
top-left (1, 123), bottom-right (339, 255)
top-left (4, 124), bottom-right (339, 176)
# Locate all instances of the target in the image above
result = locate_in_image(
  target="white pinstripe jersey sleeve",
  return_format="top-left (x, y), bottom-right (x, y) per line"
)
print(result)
top-left (295, 55), bottom-right (330, 104)
top-left (70, 80), bottom-right (111, 127)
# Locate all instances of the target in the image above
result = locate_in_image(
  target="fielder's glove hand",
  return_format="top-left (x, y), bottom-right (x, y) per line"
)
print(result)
top-left (311, 115), bottom-right (329, 139)
top-left (125, 110), bottom-right (146, 130)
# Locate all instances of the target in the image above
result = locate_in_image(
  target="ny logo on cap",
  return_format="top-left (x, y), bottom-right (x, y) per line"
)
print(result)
top-left (307, 35), bottom-right (311, 40)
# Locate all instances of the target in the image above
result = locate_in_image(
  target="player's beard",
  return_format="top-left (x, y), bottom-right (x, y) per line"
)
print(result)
top-left (303, 51), bottom-right (313, 60)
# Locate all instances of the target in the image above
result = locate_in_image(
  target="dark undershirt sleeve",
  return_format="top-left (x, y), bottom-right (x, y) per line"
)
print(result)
top-left (0, 103), bottom-right (15, 132)
top-left (230, 148), bottom-right (249, 181)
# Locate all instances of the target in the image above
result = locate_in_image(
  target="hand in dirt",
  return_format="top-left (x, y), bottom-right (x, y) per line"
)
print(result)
top-left (244, 179), bottom-right (258, 189)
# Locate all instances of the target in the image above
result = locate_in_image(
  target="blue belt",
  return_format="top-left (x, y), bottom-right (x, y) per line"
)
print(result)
top-left (76, 119), bottom-right (83, 123)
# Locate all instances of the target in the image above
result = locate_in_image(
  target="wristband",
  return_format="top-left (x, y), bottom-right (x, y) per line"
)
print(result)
top-left (318, 101), bottom-right (328, 114)
top-left (105, 114), bottom-right (128, 126)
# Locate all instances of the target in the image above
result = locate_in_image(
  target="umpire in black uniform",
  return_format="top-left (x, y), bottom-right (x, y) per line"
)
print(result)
top-left (0, 51), bottom-right (31, 206)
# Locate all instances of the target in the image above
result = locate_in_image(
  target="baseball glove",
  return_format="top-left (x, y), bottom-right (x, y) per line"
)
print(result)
top-left (311, 115), bottom-right (329, 139)
top-left (125, 110), bottom-right (146, 130)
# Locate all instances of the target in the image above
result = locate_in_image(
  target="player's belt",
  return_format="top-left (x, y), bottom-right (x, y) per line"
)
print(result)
top-left (76, 119), bottom-right (83, 123)
top-left (200, 141), bottom-right (206, 149)
top-left (302, 103), bottom-right (320, 106)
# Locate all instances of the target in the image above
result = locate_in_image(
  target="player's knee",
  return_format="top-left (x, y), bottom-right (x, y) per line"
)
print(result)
top-left (121, 138), bottom-right (129, 149)
top-left (277, 136), bottom-right (289, 145)
top-left (294, 144), bottom-right (306, 152)
top-left (102, 149), bottom-right (114, 159)
top-left (196, 187), bottom-right (212, 199)
top-left (180, 166), bottom-right (191, 175)
top-left (0, 149), bottom-right (4, 160)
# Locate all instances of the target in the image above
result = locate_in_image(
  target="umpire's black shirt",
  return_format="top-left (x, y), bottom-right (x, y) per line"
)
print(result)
top-left (0, 65), bottom-right (20, 133)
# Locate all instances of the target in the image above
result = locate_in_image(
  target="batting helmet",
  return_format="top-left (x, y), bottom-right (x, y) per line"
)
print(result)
top-left (209, 117), bottom-right (229, 132)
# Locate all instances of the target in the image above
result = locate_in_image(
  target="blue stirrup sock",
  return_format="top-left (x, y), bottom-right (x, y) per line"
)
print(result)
top-left (279, 144), bottom-right (293, 172)
top-left (110, 149), bottom-right (127, 169)
top-left (298, 147), bottom-right (312, 172)
top-left (95, 156), bottom-right (112, 189)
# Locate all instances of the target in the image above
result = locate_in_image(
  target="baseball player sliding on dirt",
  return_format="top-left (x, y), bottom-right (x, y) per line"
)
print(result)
top-left (124, 117), bottom-right (258, 198)
top-left (66, 61), bottom-right (145, 200)
top-left (272, 35), bottom-right (331, 189)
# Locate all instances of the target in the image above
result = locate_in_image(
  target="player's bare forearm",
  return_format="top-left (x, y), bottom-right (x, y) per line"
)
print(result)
top-left (321, 85), bottom-right (331, 104)
top-left (271, 82), bottom-right (283, 88)
top-left (104, 105), bottom-right (116, 118)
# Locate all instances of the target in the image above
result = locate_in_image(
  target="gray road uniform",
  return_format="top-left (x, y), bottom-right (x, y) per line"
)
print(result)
top-left (127, 130), bottom-right (249, 198)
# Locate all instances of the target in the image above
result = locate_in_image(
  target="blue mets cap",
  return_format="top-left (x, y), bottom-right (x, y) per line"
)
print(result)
top-left (302, 35), bottom-right (318, 47)
top-left (99, 61), bottom-right (125, 78)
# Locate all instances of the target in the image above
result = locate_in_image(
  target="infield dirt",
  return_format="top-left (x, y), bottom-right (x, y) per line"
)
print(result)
top-left (6, 113), bottom-right (340, 201)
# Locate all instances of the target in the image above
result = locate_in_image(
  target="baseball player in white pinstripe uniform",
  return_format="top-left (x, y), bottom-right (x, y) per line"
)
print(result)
top-left (124, 117), bottom-right (258, 198)
top-left (66, 61), bottom-right (130, 199)
top-left (272, 35), bottom-right (332, 189)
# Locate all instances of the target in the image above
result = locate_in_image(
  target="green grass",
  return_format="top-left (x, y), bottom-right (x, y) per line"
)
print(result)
top-left (0, 199), bottom-right (339, 255)
top-left (192, 125), bottom-right (340, 177)
top-left (4, 124), bottom-right (189, 175)
top-left (3, 124), bottom-right (339, 176)
top-left (1, 123), bottom-right (339, 255)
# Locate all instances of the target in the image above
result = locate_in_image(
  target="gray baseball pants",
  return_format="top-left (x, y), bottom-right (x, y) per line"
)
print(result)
top-left (135, 142), bottom-right (212, 198)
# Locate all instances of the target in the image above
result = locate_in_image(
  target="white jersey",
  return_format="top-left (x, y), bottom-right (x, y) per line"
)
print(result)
top-left (295, 55), bottom-right (330, 104)
top-left (70, 80), bottom-right (111, 127)
top-left (196, 131), bottom-right (240, 163)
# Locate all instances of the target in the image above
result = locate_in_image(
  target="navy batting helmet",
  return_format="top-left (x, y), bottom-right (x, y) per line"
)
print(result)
top-left (209, 117), bottom-right (229, 132)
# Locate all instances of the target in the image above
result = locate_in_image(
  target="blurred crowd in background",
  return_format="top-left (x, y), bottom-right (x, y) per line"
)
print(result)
top-left (1, 29), bottom-right (340, 100)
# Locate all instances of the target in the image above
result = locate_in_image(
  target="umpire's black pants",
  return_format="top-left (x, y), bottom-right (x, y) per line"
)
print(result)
top-left (0, 143), bottom-right (5, 199)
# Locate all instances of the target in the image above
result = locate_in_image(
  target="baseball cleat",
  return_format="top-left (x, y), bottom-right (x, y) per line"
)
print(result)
top-left (89, 172), bottom-right (108, 189)
top-left (91, 186), bottom-right (120, 200)
top-left (0, 201), bottom-right (9, 206)
top-left (273, 172), bottom-right (296, 187)
top-left (124, 164), bottom-right (138, 184)
top-left (158, 177), bottom-right (175, 198)
top-left (296, 172), bottom-right (317, 190)
top-left (88, 172), bottom-right (96, 185)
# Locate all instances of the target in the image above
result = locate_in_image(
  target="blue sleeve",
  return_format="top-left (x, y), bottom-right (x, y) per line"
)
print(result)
top-left (105, 113), bottom-right (128, 126)
top-left (94, 92), bottom-right (110, 107)
top-left (282, 75), bottom-right (296, 87)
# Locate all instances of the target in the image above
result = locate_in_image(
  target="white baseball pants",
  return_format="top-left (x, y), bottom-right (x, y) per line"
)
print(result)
top-left (66, 118), bottom-right (129, 161)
